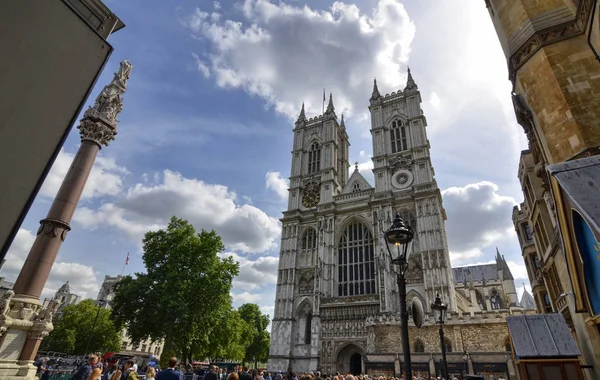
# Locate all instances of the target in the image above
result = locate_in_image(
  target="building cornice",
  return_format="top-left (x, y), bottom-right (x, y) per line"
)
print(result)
top-left (509, 0), bottom-right (593, 83)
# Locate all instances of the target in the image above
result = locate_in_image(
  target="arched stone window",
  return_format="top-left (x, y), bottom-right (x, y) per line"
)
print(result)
top-left (490, 289), bottom-right (504, 309)
top-left (475, 290), bottom-right (486, 310)
top-left (297, 301), bottom-right (312, 345)
top-left (302, 228), bottom-right (317, 250)
top-left (308, 142), bottom-right (321, 174)
top-left (444, 338), bottom-right (453, 353)
top-left (352, 182), bottom-right (361, 192)
top-left (390, 120), bottom-right (408, 153)
top-left (414, 339), bottom-right (425, 353)
top-left (338, 220), bottom-right (376, 296)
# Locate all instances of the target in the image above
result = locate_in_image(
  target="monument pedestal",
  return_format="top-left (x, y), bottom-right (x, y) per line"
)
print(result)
top-left (0, 293), bottom-right (57, 380)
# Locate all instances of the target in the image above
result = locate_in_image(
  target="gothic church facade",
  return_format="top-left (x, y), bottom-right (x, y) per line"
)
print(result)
top-left (268, 73), bottom-right (530, 379)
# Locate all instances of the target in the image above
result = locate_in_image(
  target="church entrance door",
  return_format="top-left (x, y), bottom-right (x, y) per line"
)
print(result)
top-left (349, 353), bottom-right (362, 375)
top-left (336, 344), bottom-right (363, 375)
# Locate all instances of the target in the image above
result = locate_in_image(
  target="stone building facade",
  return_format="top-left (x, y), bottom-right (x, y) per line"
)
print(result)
top-left (485, 1), bottom-right (600, 374)
top-left (41, 281), bottom-right (81, 319)
top-left (268, 73), bottom-right (531, 379)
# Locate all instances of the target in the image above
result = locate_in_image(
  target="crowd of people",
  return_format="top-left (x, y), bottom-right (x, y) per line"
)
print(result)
top-left (35, 356), bottom-right (469, 380)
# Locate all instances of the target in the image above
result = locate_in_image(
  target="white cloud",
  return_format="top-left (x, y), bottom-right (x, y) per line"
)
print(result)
top-left (184, 0), bottom-right (416, 119)
top-left (1, 229), bottom-right (100, 300)
top-left (220, 251), bottom-right (278, 291)
top-left (40, 149), bottom-right (129, 200)
top-left (441, 181), bottom-right (518, 264)
top-left (265, 171), bottom-right (288, 200)
top-left (232, 291), bottom-right (261, 304)
top-left (74, 170), bottom-right (281, 253)
top-left (192, 53), bottom-right (211, 78)
top-left (429, 91), bottom-right (441, 110)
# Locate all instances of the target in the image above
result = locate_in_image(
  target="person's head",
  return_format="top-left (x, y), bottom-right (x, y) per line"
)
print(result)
top-left (88, 355), bottom-right (99, 366)
top-left (228, 373), bottom-right (239, 380)
top-left (168, 357), bottom-right (178, 368)
top-left (344, 375), bottom-right (354, 380)
top-left (146, 367), bottom-right (156, 377)
top-left (124, 360), bottom-right (135, 370)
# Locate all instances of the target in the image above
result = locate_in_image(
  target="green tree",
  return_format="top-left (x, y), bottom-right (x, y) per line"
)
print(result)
top-left (42, 299), bottom-right (121, 354)
top-left (238, 303), bottom-right (271, 368)
top-left (111, 217), bottom-right (239, 361)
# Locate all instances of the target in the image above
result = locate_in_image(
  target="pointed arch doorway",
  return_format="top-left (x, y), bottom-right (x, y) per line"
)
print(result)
top-left (337, 344), bottom-right (363, 375)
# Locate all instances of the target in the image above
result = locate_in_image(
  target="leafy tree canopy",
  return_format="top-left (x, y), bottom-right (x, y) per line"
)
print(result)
top-left (42, 299), bottom-right (121, 355)
top-left (111, 217), bottom-right (239, 361)
top-left (238, 303), bottom-right (271, 367)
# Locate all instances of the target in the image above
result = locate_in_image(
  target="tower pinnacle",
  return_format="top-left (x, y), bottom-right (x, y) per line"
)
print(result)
top-left (340, 114), bottom-right (346, 129)
top-left (404, 67), bottom-right (417, 91)
top-left (326, 92), bottom-right (335, 115)
top-left (370, 78), bottom-right (381, 103)
top-left (297, 102), bottom-right (307, 123)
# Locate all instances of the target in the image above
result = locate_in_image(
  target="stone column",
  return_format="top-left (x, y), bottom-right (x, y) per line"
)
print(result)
top-left (0, 61), bottom-right (132, 379)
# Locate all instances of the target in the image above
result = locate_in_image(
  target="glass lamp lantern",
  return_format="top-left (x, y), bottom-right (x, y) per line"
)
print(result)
top-left (384, 213), bottom-right (414, 274)
top-left (432, 293), bottom-right (448, 324)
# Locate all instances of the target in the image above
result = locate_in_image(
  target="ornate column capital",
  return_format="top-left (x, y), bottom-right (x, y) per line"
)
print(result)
top-left (78, 120), bottom-right (117, 147)
top-left (37, 218), bottom-right (71, 242)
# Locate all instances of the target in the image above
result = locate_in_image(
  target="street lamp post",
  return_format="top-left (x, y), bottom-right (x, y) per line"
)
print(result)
top-left (383, 213), bottom-right (414, 380)
top-left (432, 294), bottom-right (448, 380)
top-left (84, 299), bottom-right (106, 355)
top-left (462, 351), bottom-right (469, 377)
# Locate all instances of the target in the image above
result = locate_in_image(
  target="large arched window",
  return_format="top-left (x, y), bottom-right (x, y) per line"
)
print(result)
top-left (390, 120), bottom-right (408, 153)
top-left (307, 142), bottom-right (321, 174)
top-left (338, 220), bottom-right (376, 296)
top-left (302, 228), bottom-right (317, 250)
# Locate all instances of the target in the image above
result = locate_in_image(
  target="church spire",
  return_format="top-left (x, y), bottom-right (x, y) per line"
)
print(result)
top-left (370, 78), bottom-right (381, 104)
top-left (404, 67), bottom-right (418, 91)
top-left (340, 113), bottom-right (346, 129)
top-left (297, 102), bottom-right (307, 123)
top-left (325, 92), bottom-right (335, 115)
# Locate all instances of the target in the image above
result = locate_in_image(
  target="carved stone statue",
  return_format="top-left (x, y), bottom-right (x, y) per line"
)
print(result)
top-left (389, 156), bottom-right (413, 173)
top-left (36, 300), bottom-right (60, 323)
top-left (83, 60), bottom-right (133, 125)
top-left (0, 290), bottom-right (14, 316)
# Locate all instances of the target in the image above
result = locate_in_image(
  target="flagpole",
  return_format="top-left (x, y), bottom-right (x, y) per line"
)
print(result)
top-left (120, 252), bottom-right (129, 276)
top-left (322, 88), bottom-right (325, 115)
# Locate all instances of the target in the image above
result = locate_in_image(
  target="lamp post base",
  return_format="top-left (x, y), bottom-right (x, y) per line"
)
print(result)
top-left (397, 274), bottom-right (412, 380)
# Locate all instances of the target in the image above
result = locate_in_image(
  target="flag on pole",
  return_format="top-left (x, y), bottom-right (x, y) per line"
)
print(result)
top-left (125, 252), bottom-right (130, 266)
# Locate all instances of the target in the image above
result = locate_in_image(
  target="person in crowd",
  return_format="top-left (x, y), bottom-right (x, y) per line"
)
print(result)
top-left (121, 360), bottom-right (139, 380)
top-left (88, 367), bottom-right (103, 380)
top-left (205, 365), bottom-right (219, 380)
top-left (146, 367), bottom-right (156, 380)
top-left (239, 367), bottom-right (252, 380)
top-left (72, 355), bottom-right (100, 380)
top-left (103, 364), bottom-right (119, 380)
top-left (156, 357), bottom-right (183, 380)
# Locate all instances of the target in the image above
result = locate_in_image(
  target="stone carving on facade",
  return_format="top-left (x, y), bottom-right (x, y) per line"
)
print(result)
top-left (35, 300), bottom-right (60, 323)
top-left (389, 156), bottom-right (413, 173)
top-left (37, 218), bottom-right (71, 242)
top-left (80, 60), bottom-right (132, 147)
top-left (298, 271), bottom-right (314, 295)
top-left (0, 290), bottom-right (14, 317)
top-left (84, 60), bottom-right (132, 124)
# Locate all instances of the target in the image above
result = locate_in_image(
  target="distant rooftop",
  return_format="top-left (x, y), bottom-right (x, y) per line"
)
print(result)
top-left (452, 264), bottom-right (499, 284)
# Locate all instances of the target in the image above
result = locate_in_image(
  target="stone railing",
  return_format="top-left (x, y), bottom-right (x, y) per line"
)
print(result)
top-left (321, 293), bottom-right (379, 305)
top-left (334, 189), bottom-right (375, 201)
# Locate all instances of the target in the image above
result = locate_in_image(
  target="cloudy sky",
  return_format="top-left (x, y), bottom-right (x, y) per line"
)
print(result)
top-left (2, 0), bottom-right (532, 319)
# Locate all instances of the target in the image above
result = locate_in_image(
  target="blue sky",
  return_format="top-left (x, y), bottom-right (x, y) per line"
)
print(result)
top-left (3, 0), bottom-right (533, 318)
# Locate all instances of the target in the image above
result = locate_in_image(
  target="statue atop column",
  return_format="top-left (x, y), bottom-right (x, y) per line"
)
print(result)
top-left (80, 60), bottom-right (132, 146)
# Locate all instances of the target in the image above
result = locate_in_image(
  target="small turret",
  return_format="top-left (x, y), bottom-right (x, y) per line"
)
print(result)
top-left (404, 67), bottom-right (418, 92)
top-left (326, 93), bottom-right (335, 115)
top-left (340, 114), bottom-right (346, 129)
top-left (297, 102), bottom-right (307, 123)
top-left (370, 78), bottom-right (381, 104)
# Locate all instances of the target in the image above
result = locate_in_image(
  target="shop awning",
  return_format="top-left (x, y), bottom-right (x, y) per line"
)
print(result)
top-left (547, 155), bottom-right (600, 232)
top-left (506, 314), bottom-right (580, 360)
